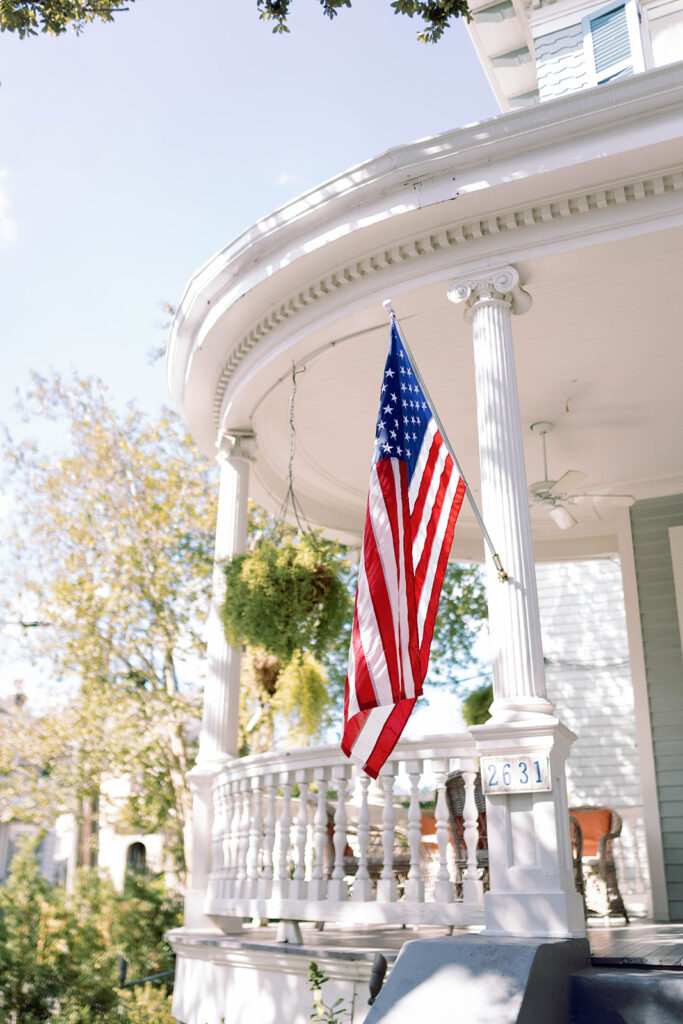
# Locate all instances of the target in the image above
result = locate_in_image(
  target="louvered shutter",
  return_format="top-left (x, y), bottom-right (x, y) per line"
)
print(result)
top-left (591, 4), bottom-right (633, 80)
top-left (583, 0), bottom-right (643, 85)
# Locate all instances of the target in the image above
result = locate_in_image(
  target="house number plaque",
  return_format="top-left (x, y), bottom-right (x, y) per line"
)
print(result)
top-left (480, 753), bottom-right (552, 795)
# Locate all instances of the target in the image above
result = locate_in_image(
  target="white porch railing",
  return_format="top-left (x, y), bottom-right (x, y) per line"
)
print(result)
top-left (204, 734), bottom-right (485, 928)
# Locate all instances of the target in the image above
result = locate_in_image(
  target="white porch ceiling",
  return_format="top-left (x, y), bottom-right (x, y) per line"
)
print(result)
top-left (247, 227), bottom-right (683, 560)
top-left (169, 65), bottom-right (683, 562)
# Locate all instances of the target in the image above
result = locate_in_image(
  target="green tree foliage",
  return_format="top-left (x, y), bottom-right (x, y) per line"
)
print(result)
top-left (0, 838), bottom-right (118, 1023)
top-left (462, 682), bottom-right (492, 725)
top-left (257, 0), bottom-right (471, 42)
top-left (429, 563), bottom-right (488, 684)
top-left (320, 561), bottom-right (488, 721)
top-left (2, 0), bottom-right (470, 42)
top-left (0, 1), bottom-right (135, 38)
top-left (1, 372), bottom-right (216, 878)
top-left (113, 870), bottom-right (183, 980)
top-left (0, 838), bottom-right (178, 1024)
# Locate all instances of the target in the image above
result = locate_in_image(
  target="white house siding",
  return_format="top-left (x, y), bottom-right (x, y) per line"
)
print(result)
top-left (535, 558), bottom-right (650, 911)
top-left (535, 24), bottom-right (591, 100)
top-left (630, 495), bottom-right (683, 921)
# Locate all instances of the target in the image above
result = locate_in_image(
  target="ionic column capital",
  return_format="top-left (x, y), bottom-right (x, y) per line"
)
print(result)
top-left (447, 265), bottom-right (532, 323)
top-left (216, 429), bottom-right (257, 466)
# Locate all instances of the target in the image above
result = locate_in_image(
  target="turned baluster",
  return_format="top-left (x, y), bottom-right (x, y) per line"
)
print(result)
top-left (234, 778), bottom-right (250, 899)
top-left (226, 777), bottom-right (241, 899)
top-left (260, 773), bottom-right (277, 900)
top-left (404, 760), bottom-right (425, 902)
top-left (214, 782), bottom-right (230, 901)
top-left (433, 759), bottom-right (454, 903)
top-left (207, 785), bottom-right (218, 901)
top-left (309, 768), bottom-right (328, 900)
top-left (246, 775), bottom-right (264, 899)
top-left (220, 782), bottom-right (234, 901)
top-left (352, 774), bottom-right (372, 901)
top-left (328, 766), bottom-right (350, 901)
top-left (290, 770), bottom-right (310, 900)
top-left (272, 773), bottom-right (293, 901)
top-left (377, 767), bottom-right (398, 902)
top-left (461, 759), bottom-right (484, 905)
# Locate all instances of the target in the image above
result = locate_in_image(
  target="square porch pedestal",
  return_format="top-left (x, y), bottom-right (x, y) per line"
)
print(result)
top-left (364, 934), bottom-right (591, 1024)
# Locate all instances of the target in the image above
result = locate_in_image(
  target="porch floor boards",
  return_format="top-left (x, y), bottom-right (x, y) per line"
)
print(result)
top-left (588, 922), bottom-right (683, 968)
top-left (215, 919), bottom-right (683, 969)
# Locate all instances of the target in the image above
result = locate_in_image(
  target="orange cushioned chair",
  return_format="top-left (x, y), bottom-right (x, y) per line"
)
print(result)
top-left (570, 805), bottom-right (629, 922)
top-left (445, 773), bottom-right (596, 911)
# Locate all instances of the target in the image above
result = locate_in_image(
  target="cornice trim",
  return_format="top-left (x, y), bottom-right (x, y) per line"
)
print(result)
top-left (168, 64), bottom-right (683, 415)
top-left (213, 166), bottom-right (683, 430)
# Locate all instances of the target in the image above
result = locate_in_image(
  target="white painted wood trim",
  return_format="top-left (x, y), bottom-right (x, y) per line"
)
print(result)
top-left (668, 524), bottom-right (683, 651)
top-left (616, 508), bottom-right (669, 920)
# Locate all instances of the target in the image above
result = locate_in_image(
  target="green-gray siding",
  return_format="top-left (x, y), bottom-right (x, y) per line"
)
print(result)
top-left (631, 495), bottom-right (683, 920)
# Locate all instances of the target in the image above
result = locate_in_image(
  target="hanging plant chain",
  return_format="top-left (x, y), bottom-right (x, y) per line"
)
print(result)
top-left (280, 362), bottom-right (319, 546)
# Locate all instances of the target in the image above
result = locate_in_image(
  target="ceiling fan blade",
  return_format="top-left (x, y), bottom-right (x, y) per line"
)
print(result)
top-left (549, 470), bottom-right (586, 496)
top-left (572, 494), bottom-right (635, 508)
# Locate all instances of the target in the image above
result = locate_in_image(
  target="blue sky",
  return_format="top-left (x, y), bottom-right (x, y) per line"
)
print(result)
top-left (0, 0), bottom-right (497, 703)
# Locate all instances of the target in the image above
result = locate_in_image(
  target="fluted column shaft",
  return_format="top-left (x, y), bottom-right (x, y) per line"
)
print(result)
top-left (198, 432), bottom-right (254, 763)
top-left (448, 268), bottom-right (585, 938)
top-left (185, 431), bottom-right (254, 931)
top-left (448, 268), bottom-right (552, 721)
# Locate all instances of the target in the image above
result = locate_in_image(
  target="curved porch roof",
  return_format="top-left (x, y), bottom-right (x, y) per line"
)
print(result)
top-left (168, 63), bottom-right (683, 561)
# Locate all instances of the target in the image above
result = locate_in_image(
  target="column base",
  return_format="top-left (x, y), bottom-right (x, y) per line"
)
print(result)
top-left (488, 696), bottom-right (556, 723)
top-left (484, 890), bottom-right (586, 938)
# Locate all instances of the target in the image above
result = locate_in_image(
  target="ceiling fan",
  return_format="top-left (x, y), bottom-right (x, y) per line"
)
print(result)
top-left (528, 421), bottom-right (634, 530)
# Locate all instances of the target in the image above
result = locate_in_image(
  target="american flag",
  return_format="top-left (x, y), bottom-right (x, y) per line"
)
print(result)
top-left (341, 322), bottom-right (466, 778)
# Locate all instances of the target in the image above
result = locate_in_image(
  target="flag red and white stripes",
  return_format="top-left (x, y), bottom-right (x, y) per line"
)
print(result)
top-left (341, 323), bottom-right (466, 777)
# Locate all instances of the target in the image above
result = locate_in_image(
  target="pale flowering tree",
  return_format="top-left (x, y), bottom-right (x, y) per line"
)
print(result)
top-left (0, 373), bottom-right (217, 879)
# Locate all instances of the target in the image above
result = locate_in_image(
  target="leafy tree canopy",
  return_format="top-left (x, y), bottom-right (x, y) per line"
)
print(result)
top-left (0, 0), bottom-right (135, 38)
top-left (462, 681), bottom-right (492, 725)
top-left (257, 0), bottom-right (472, 42)
top-left (2, 0), bottom-right (470, 42)
top-left (1, 372), bottom-right (216, 878)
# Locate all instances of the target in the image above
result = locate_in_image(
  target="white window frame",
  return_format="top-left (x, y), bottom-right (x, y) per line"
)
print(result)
top-left (582, 0), bottom-right (645, 86)
top-left (642, 0), bottom-right (683, 68)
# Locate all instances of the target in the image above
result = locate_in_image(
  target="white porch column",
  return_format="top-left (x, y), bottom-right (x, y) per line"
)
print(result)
top-left (198, 430), bottom-right (254, 765)
top-left (448, 267), bottom-right (585, 938)
top-left (184, 430), bottom-right (254, 930)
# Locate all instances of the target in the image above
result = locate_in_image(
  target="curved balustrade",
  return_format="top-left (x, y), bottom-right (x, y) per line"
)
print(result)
top-left (204, 734), bottom-right (485, 929)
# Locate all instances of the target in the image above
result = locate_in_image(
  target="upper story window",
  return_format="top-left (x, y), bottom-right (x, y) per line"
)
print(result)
top-left (643, 0), bottom-right (683, 66)
top-left (582, 0), bottom-right (645, 84)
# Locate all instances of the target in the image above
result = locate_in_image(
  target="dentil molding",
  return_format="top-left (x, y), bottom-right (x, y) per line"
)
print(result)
top-left (212, 166), bottom-right (683, 431)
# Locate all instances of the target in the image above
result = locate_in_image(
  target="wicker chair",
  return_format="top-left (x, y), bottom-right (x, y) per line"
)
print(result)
top-left (445, 771), bottom-right (585, 903)
top-left (444, 771), bottom-right (489, 893)
top-left (341, 823), bottom-right (411, 895)
top-left (569, 805), bottom-right (630, 922)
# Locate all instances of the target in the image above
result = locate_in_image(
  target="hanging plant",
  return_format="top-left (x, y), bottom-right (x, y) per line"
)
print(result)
top-left (222, 532), bottom-right (351, 664)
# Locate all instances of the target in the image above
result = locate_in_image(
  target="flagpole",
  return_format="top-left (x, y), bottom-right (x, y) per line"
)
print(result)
top-left (383, 299), bottom-right (508, 582)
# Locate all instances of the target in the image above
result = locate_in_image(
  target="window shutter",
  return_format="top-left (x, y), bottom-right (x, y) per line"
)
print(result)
top-left (590, 4), bottom-right (633, 81)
